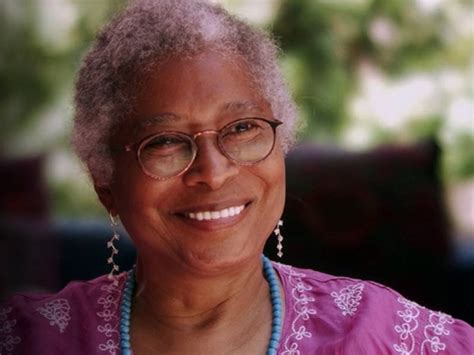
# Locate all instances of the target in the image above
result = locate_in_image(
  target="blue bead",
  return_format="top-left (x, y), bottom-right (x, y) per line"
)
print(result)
top-left (264, 258), bottom-right (282, 352)
top-left (272, 328), bottom-right (281, 336)
top-left (118, 269), bottom-right (135, 353)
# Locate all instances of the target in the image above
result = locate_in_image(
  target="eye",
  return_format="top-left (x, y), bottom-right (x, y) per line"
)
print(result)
top-left (233, 121), bottom-right (257, 133)
top-left (142, 134), bottom-right (191, 156)
top-left (225, 119), bottom-right (264, 137)
top-left (147, 135), bottom-right (183, 148)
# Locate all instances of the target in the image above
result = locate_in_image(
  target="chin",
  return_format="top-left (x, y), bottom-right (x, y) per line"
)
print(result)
top-left (182, 247), bottom-right (259, 275)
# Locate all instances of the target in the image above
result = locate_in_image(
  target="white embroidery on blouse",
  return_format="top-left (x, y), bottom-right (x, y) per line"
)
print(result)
top-left (96, 278), bottom-right (121, 354)
top-left (99, 338), bottom-right (121, 353)
top-left (394, 297), bottom-right (423, 355)
top-left (36, 298), bottom-right (71, 333)
top-left (276, 263), bottom-right (317, 355)
top-left (394, 297), bottom-right (454, 354)
top-left (330, 283), bottom-right (364, 316)
top-left (0, 306), bottom-right (21, 355)
top-left (420, 311), bottom-right (454, 353)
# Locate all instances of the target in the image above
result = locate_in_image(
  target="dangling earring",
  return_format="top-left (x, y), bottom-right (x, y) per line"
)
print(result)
top-left (274, 220), bottom-right (284, 258)
top-left (107, 213), bottom-right (120, 285)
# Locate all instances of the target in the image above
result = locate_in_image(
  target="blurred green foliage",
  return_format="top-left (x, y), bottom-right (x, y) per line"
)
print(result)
top-left (0, 0), bottom-right (472, 217)
top-left (447, 133), bottom-right (474, 179)
top-left (271, 0), bottom-right (472, 181)
top-left (272, 0), bottom-right (455, 139)
top-left (0, 0), bottom-right (124, 152)
top-left (0, 0), bottom-right (58, 150)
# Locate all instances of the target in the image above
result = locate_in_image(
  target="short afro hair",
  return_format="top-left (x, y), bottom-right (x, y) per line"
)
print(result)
top-left (72, 0), bottom-right (298, 184)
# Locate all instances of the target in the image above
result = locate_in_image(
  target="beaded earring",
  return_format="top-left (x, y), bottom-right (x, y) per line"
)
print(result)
top-left (274, 220), bottom-right (284, 258)
top-left (107, 213), bottom-right (120, 285)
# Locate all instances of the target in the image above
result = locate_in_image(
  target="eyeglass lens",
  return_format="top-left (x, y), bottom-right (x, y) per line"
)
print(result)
top-left (138, 118), bottom-right (276, 178)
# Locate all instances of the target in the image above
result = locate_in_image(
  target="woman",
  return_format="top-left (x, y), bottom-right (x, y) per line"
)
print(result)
top-left (1, 0), bottom-right (472, 354)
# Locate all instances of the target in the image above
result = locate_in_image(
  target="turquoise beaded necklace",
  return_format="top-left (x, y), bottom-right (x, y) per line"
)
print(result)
top-left (119, 255), bottom-right (283, 355)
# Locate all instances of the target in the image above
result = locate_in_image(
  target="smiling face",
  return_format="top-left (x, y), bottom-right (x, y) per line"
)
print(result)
top-left (98, 50), bottom-right (285, 275)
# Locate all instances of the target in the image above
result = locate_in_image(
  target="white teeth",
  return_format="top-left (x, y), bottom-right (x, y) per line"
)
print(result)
top-left (186, 205), bottom-right (245, 220)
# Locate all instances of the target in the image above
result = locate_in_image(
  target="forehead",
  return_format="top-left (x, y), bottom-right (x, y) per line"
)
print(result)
top-left (131, 50), bottom-right (272, 129)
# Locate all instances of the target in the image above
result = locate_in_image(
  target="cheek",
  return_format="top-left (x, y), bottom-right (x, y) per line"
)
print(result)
top-left (111, 176), bottom-right (178, 250)
top-left (111, 163), bottom-right (166, 225)
top-left (272, 160), bottom-right (286, 215)
top-left (112, 165), bottom-right (145, 210)
top-left (259, 148), bottom-right (286, 217)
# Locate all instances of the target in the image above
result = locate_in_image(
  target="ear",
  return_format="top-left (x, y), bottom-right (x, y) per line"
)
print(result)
top-left (93, 183), bottom-right (117, 216)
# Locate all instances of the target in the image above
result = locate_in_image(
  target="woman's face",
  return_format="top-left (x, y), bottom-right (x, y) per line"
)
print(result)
top-left (101, 50), bottom-right (285, 275)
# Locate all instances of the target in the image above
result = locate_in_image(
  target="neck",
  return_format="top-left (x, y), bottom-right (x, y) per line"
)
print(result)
top-left (130, 254), bottom-right (275, 353)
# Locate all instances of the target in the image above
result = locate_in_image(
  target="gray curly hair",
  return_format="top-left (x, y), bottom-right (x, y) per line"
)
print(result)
top-left (72, 0), bottom-right (298, 185)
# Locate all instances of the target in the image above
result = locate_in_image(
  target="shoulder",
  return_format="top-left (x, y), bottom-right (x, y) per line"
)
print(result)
top-left (273, 262), bottom-right (474, 355)
top-left (0, 273), bottom-right (126, 355)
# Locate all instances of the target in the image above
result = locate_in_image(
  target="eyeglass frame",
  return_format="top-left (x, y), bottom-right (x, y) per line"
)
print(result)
top-left (123, 117), bottom-right (283, 180)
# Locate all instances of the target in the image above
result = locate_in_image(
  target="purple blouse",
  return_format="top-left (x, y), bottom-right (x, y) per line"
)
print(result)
top-left (1, 262), bottom-right (473, 354)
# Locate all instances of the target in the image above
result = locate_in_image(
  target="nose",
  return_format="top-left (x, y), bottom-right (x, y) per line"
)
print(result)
top-left (182, 133), bottom-right (239, 190)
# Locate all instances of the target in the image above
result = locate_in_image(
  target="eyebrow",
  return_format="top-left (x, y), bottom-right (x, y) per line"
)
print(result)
top-left (220, 101), bottom-right (266, 115)
top-left (132, 113), bottom-right (181, 135)
top-left (133, 101), bottom-right (266, 134)
top-left (138, 113), bottom-right (182, 127)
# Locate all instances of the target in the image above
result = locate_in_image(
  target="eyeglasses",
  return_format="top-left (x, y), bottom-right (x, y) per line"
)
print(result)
top-left (124, 117), bottom-right (282, 180)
